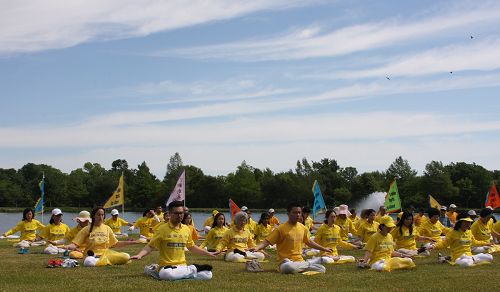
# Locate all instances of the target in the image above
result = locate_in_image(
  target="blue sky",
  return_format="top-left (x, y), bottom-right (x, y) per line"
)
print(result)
top-left (1, 0), bottom-right (500, 177)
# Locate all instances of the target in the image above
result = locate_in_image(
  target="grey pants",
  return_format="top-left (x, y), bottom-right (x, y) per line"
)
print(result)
top-left (279, 258), bottom-right (326, 274)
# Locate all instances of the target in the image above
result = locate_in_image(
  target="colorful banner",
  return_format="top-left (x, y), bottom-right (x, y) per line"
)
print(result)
top-left (311, 180), bottom-right (326, 219)
top-left (384, 180), bottom-right (402, 213)
top-left (34, 175), bottom-right (45, 214)
top-left (166, 170), bottom-right (186, 207)
top-left (103, 173), bottom-right (125, 208)
top-left (485, 184), bottom-right (500, 209)
top-left (229, 198), bottom-right (240, 220)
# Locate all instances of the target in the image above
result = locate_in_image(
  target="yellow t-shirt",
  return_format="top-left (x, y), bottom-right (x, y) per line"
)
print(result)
top-left (156, 212), bottom-right (164, 222)
top-left (335, 217), bottom-right (357, 241)
top-left (200, 226), bottom-right (228, 250)
top-left (390, 226), bottom-right (417, 250)
top-left (105, 217), bottom-right (129, 234)
top-left (203, 216), bottom-right (214, 227)
top-left (216, 226), bottom-right (255, 252)
top-left (304, 216), bottom-right (314, 231)
top-left (254, 224), bottom-right (273, 244)
top-left (66, 225), bottom-right (83, 243)
top-left (435, 229), bottom-right (490, 262)
top-left (270, 216), bottom-right (280, 226)
top-left (446, 211), bottom-right (457, 224)
top-left (471, 219), bottom-right (493, 241)
top-left (134, 216), bottom-right (158, 238)
top-left (357, 220), bottom-right (380, 243)
top-left (414, 214), bottom-right (426, 227)
top-left (314, 224), bottom-right (354, 256)
top-left (4, 219), bottom-right (45, 241)
top-left (40, 223), bottom-right (70, 241)
top-left (349, 215), bottom-right (360, 228)
top-left (266, 222), bottom-right (310, 263)
top-left (418, 219), bottom-right (449, 243)
top-left (365, 232), bottom-right (395, 265)
top-left (247, 218), bottom-right (258, 234)
top-left (188, 224), bottom-right (199, 241)
top-left (148, 222), bottom-right (194, 266)
top-left (72, 224), bottom-right (118, 256)
top-left (494, 221), bottom-right (500, 234)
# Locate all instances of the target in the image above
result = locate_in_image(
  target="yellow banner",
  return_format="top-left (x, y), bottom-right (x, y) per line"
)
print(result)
top-left (428, 194), bottom-right (441, 209)
top-left (103, 174), bottom-right (124, 208)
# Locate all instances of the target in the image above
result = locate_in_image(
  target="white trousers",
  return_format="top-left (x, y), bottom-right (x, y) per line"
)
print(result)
top-left (455, 253), bottom-right (493, 267)
top-left (158, 265), bottom-right (212, 281)
top-left (318, 255), bottom-right (356, 264)
top-left (279, 258), bottom-right (326, 274)
top-left (225, 251), bottom-right (265, 262)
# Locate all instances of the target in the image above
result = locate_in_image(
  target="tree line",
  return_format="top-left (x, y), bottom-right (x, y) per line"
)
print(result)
top-left (0, 153), bottom-right (498, 210)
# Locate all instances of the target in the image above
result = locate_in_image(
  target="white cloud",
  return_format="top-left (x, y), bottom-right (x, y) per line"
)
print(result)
top-left (165, 2), bottom-right (500, 61)
top-left (0, 0), bottom-right (308, 55)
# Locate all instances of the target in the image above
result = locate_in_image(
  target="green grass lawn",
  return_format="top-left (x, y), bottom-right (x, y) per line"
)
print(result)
top-left (0, 239), bottom-right (498, 292)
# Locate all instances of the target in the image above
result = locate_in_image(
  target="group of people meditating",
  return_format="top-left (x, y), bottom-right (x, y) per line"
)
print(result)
top-left (2, 201), bottom-right (499, 281)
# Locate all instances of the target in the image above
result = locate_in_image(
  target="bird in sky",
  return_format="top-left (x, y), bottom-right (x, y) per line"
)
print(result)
top-left (386, 76), bottom-right (391, 80)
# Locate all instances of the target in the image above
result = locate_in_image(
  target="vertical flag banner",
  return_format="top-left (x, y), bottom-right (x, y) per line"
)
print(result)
top-left (34, 174), bottom-right (45, 214)
top-left (485, 184), bottom-right (500, 209)
top-left (384, 180), bottom-right (402, 213)
top-left (229, 198), bottom-right (241, 220)
top-left (429, 195), bottom-right (441, 209)
top-left (166, 170), bottom-right (185, 207)
top-left (103, 173), bottom-right (125, 208)
top-left (312, 180), bottom-right (326, 219)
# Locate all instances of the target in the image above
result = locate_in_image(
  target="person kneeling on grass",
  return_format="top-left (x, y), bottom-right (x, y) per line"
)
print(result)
top-left (131, 201), bottom-right (216, 281)
top-left (430, 213), bottom-right (493, 267)
top-left (215, 212), bottom-right (265, 262)
top-left (250, 202), bottom-right (333, 274)
top-left (359, 216), bottom-right (416, 272)
top-left (313, 209), bottom-right (361, 264)
top-left (65, 207), bottom-right (137, 266)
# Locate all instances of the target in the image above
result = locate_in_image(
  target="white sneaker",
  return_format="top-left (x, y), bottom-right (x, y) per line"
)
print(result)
top-left (144, 264), bottom-right (160, 280)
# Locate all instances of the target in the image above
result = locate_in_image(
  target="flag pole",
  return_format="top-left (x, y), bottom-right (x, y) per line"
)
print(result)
top-left (41, 172), bottom-right (45, 224)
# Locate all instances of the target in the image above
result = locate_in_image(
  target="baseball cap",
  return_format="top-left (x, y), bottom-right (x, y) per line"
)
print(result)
top-left (111, 209), bottom-right (119, 216)
top-left (51, 208), bottom-right (63, 216)
top-left (467, 210), bottom-right (477, 216)
top-left (449, 204), bottom-right (457, 209)
top-left (379, 215), bottom-right (396, 228)
top-left (268, 208), bottom-right (275, 213)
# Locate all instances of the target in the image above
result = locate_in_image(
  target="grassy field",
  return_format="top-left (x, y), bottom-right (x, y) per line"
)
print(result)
top-left (0, 239), bottom-right (498, 292)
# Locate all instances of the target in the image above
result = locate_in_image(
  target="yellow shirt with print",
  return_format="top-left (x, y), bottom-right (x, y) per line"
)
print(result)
top-left (203, 216), bottom-right (214, 227)
top-left (148, 222), bottom-right (194, 266)
top-left (40, 223), bottom-right (70, 241)
top-left (335, 217), bottom-right (357, 241)
top-left (314, 224), bottom-right (355, 256)
top-left (247, 218), bottom-right (258, 234)
top-left (357, 220), bottom-right (380, 243)
top-left (65, 225), bottom-right (84, 243)
top-left (200, 226), bottom-right (228, 250)
top-left (105, 217), bottom-right (129, 234)
top-left (446, 211), bottom-right (457, 224)
top-left (471, 219), bottom-right (493, 241)
top-left (156, 212), bottom-right (164, 222)
top-left (365, 232), bottom-right (395, 265)
top-left (216, 226), bottom-right (255, 252)
top-left (254, 224), bottom-right (273, 244)
top-left (266, 222), bottom-right (310, 263)
top-left (435, 229), bottom-right (490, 262)
top-left (304, 216), bottom-right (314, 231)
top-left (414, 214), bottom-right (426, 227)
top-left (4, 219), bottom-right (45, 241)
top-left (134, 216), bottom-right (159, 238)
top-left (418, 219), bottom-right (449, 243)
top-left (390, 225), bottom-right (417, 250)
top-left (72, 224), bottom-right (118, 256)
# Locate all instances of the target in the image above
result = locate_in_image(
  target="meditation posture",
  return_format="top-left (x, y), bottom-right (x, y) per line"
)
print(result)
top-left (41, 208), bottom-right (70, 254)
top-left (254, 213), bottom-right (273, 245)
top-left (104, 209), bottom-right (133, 238)
top-left (3, 208), bottom-right (45, 246)
top-left (200, 213), bottom-right (228, 252)
top-left (132, 201), bottom-right (215, 281)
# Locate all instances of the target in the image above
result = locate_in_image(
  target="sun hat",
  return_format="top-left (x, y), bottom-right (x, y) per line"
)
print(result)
top-left (379, 215), bottom-right (396, 228)
top-left (74, 210), bottom-right (92, 222)
top-left (241, 206), bottom-right (248, 212)
top-left (449, 204), bottom-right (457, 209)
top-left (467, 210), bottom-right (477, 216)
top-left (111, 209), bottom-right (119, 216)
top-left (268, 208), bottom-right (275, 213)
top-left (51, 208), bottom-right (63, 216)
top-left (337, 204), bottom-right (351, 216)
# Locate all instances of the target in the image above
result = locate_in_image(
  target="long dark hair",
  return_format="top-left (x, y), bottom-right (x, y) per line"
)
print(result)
top-left (89, 207), bottom-right (105, 233)
top-left (363, 209), bottom-right (376, 219)
top-left (324, 209), bottom-right (335, 224)
top-left (22, 208), bottom-right (34, 221)
top-left (143, 209), bottom-right (152, 217)
top-left (49, 212), bottom-right (62, 224)
top-left (182, 212), bottom-right (192, 225)
top-left (211, 213), bottom-right (225, 228)
top-left (453, 212), bottom-right (470, 231)
top-left (258, 212), bottom-right (270, 226)
top-left (396, 211), bottom-right (413, 235)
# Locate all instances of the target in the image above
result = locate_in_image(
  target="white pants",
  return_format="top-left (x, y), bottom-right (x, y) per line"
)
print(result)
top-left (14, 240), bottom-right (46, 247)
top-left (455, 253), bottom-right (493, 267)
top-left (318, 255), bottom-right (356, 264)
top-left (43, 244), bottom-right (66, 254)
top-left (279, 258), bottom-right (326, 274)
top-left (225, 251), bottom-right (265, 262)
top-left (158, 265), bottom-right (212, 281)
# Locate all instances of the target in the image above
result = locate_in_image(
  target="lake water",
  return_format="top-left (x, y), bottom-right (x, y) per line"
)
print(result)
top-left (1, 211), bottom-right (498, 234)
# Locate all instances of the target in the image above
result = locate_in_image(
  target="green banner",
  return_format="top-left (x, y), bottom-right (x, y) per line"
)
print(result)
top-left (384, 180), bottom-right (401, 213)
